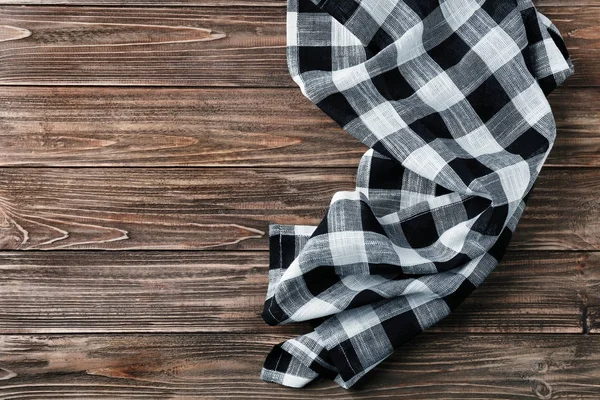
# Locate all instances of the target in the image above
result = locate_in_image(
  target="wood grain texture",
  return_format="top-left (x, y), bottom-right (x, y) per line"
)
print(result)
top-left (0, 167), bottom-right (353, 250)
top-left (0, 86), bottom-right (366, 167)
top-left (582, 252), bottom-right (600, 333)
top-left (1, 333), bottom-right (599, 399)
top-left (511, 168), bottom-right (600, 251)
top-left (0, 0), bottom-right (593, 5)
top-left (0, 0), bottom-right (595, 398)
top-left (0, 6), bottom-right (596, 87)
top-left (0, 167), bottom-right (598, 251)
top-left (0, 6), bottom-right (287, 87)
top-left (549, 88), bottom-right (600, 167)
top-left (0, 86), bottom-right (596, 167)
top-left (0, 251), bottom-right (588, 333)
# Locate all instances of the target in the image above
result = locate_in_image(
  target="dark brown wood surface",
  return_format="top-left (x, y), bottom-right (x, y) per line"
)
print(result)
top-left (0, 167), bottom-right (598, 251)
top-left (1, 333), bottom-right (598, 399)
top-left (0, 87), bottom-right (598, 167)
top-left (0, 251), bottom-right (589, 333)
top-left (0, 1), bottom-right (599, 399)
top-left (0, 6), bottom-right (597, 86)
top-left (1, 0), bottom-right (596, 4)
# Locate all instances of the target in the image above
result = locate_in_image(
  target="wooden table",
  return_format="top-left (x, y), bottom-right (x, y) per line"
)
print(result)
top-left (0, 1), bottom-right (599, 398)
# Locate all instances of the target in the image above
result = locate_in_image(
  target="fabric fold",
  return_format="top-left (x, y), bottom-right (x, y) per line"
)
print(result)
top-left (261, 0), bottom-right (574, 389)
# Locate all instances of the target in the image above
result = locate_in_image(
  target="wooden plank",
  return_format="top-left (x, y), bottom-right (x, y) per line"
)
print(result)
top-left (0, 167), bottom-right (353, 250)
top-left (0, 0), bottom-right (592, 8)
top-left (431, 250), bottom-right (590, 334)
top-left (549, 88), bottom-right (600, 168)
top-left (0, 6), bottom-right (289, 87)
top-left (510, 168), bottom-right (600, 251)
top-left (0, 87), bottom-right (596, 168)
top-left (0, 333), bottom-right (599, 398)
top-left (0, 167), bottom-right (598, 251)
top-left (0, 0), bottom-right (593, 6)
top-left (0, 86), bottom-right (366, 167)
top-left (0, 251), bottom-right (586, 333)
top-left (581, 253), bottom-right (600, 334)
top-left (0, 0), bottom-right (286, 4)
top-left (0, 6), bottom-right (596, 87)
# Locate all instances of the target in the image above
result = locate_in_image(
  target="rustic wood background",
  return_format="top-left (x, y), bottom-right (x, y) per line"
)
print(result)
top-left (0, 1), bottom-right (599, 398)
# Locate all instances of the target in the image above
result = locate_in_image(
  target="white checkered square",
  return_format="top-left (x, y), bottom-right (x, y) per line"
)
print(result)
top-left (512, 83), bottom-right (551, 126)
top-left (416, 72), bottom-right (463, 112)
top-left (395, 21), bottom-right (426, 65)
top-left (339, 305), bottom-right (382, 337)
top-left (440, 0), bottom-right (480, 30)
top-left (332, 63), bottom-right (371, 91)
top-left (496, 160), bottom-right (531, 203)
top-left (471, 26), bottom-right (521, 73)
top-left (455, 125), bottom-right (505, 157)
top-left (360, 102), bottom-right (408, 138)
top-left (361, 0), bottom-right (398, 25)
top-left (329, 231), bottom-right (369, 266)
top-left (402, 144), bottom-right (448, 181)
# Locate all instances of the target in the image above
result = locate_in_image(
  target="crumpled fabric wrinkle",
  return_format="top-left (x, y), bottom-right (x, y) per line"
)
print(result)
top-left (260, 0), bottom-right (573, 389)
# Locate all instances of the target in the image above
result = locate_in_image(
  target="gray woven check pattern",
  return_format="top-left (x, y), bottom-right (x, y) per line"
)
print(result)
top-left (261, 0), bottom-right (574, 389)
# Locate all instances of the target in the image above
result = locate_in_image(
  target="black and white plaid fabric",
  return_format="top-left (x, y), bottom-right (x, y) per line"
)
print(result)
top-left (261, 0), bottom-right (573, 389)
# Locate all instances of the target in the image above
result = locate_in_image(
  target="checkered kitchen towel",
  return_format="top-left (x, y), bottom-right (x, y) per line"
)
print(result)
top-left (261, 0), bottom-right (573, 389)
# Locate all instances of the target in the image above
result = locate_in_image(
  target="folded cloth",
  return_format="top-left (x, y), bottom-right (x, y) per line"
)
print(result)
top-left (261, 0), bottom-right (574, 389)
